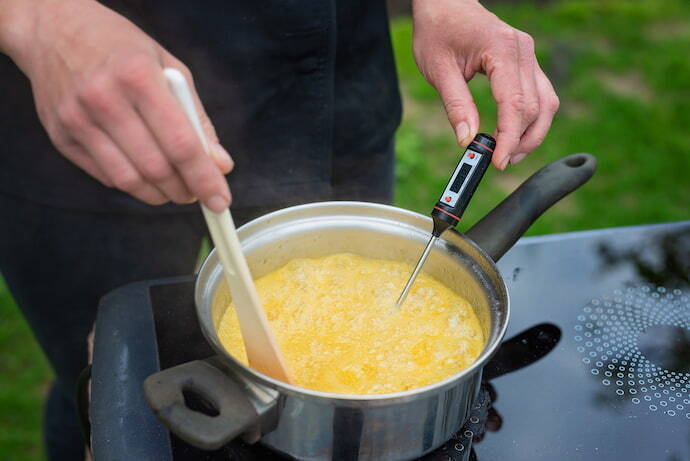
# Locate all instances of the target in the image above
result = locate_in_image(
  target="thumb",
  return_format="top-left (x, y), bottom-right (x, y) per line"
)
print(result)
top-left (164, 59), bottom-right (234, 174)
top-left (434, 65), bottom-right (480, 147)
top-left (197, 108), bottom-right (234, 175)
top-left (192, 91), bottom-right (234, 175)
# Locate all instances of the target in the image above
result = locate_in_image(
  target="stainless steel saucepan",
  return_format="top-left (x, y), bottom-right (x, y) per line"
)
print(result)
top-left (144, 154), bottom-right (596, 461)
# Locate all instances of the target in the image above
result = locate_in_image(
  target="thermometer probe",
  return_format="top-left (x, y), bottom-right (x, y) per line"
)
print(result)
top-left (395, 133), bottom-right (496, 308)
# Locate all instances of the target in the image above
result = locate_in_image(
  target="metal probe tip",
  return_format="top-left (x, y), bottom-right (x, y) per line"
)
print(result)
top-left (395, 236), bottom-right (438, 308)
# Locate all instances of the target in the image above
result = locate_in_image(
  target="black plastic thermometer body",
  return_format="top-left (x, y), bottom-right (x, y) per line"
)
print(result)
top-left (395, 133), bottom-right (495, 308)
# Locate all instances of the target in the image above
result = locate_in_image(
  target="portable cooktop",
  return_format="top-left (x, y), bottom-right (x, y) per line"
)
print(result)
top-left (90, 221), bottom-right (690, 460)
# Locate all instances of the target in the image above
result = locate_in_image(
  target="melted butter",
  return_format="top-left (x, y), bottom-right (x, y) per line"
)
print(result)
top-left (216, 253), bottom-right (484, 395)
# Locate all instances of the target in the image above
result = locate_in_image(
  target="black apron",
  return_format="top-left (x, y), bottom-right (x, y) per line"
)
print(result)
top-left (0, 0), bottom-right (401, 213)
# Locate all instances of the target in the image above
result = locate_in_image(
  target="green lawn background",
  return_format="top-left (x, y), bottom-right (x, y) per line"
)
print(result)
top-left (394, 0), bottom-right (689, 233)
top-left (1, 0), bottom-right (689, 459)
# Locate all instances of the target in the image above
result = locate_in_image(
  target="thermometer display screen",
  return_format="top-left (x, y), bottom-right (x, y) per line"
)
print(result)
top-left (449, 163), bottom-right (472, 193)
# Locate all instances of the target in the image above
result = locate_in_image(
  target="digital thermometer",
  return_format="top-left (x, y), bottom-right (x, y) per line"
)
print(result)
top-left (395, 133), bottom-right (495, 308)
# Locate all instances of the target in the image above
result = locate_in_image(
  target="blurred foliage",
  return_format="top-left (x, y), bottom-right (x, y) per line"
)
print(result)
top-left (1, 1), bottom-right (689, 459)
top-left (0, 279), bottom-right (51, 461)
top-left (393, 0), bottom-right (690, 235)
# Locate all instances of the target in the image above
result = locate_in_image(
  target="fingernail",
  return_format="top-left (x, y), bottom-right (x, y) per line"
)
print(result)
top-left (455, 122), bottom-right (470, 146)
top-left (213, 144), bottom-right (235, 172)
top-left (499, 156), bottom-right (510, 170)
top-left (207, 195), bottom-right (229, 213)
top-left (214, 143), bottom-right (232, 163)
top-left (510, 152), bottom-right (528, 165)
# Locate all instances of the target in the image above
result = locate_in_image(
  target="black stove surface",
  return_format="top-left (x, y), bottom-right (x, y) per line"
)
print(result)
top-left (90, 222), bottom-right (690, 461)
top-left (475, 222), bottom-right (690, 461)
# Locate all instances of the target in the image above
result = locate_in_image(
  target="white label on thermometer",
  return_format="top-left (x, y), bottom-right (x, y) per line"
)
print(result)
top-left (439, 150), bottom-right (481, 207)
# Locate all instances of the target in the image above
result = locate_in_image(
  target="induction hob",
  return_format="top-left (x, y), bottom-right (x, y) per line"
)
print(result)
top-left (90, 222), bottom-right (690, 460)
top-left (476, 222), bottom-right (689, 460)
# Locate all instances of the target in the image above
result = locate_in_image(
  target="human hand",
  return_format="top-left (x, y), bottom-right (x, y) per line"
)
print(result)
top-left (412, 0), bottom-right (560, 169)
top-left (0, 0), bottom-right (233, 211)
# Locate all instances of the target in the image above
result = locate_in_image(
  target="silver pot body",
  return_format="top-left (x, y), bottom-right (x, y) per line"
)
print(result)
top-left (194, 201), bottom-right (509, 460)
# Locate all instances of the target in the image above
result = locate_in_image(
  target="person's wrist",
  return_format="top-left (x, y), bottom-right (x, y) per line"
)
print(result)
top-left (0, 0), bottom-right (45, 73)
top-left (412, 0), bottom-right (479, 11)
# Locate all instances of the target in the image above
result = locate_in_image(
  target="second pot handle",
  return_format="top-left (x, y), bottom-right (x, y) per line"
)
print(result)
top-left (465, 153), bottom-right (596, 262)
top-left (143, 359), bottom-right (261, 450)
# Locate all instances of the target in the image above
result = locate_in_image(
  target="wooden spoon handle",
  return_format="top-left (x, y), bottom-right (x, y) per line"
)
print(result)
top-left (163, 68), bottom-right (293, 384)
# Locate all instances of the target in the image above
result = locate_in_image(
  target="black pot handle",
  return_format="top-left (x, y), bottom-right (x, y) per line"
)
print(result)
top-left (465, 153), bottom-right (596, 262)
top-left (143, 359), bottom-right (261, 450)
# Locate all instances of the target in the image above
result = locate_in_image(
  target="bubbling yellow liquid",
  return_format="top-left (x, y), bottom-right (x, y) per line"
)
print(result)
top-left (216, 253), bottom-right (484, 395)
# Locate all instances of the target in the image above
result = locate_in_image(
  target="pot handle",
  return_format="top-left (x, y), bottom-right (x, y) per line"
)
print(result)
top-left (465, 153), bottom-right (596, 262)
top-left (143, 359), bottom-right (260, 450)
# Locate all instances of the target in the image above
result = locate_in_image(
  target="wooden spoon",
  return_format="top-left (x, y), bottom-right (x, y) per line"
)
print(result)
top-left (163, 68), bottom-right (293, 384)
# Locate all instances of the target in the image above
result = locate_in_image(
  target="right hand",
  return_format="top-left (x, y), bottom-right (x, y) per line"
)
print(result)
top-left (2, 0), bottom-right (233, 211)
top-left (412, 0), bottom-right (560, 170)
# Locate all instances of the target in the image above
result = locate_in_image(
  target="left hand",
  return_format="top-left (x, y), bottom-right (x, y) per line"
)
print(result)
top-left (412, 0), bottom-right (560, 169)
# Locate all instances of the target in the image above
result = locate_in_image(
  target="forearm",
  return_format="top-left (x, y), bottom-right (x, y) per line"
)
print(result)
top-left (0, 0), bottom-right (88, 74)
top-left (0, 0), bottom-right (38, 66)
top-left (412, 0), bottom-right (480, 17)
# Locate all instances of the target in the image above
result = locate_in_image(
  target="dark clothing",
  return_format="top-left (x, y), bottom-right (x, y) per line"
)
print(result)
top-left (0, 139), bottom-right (394, 461)
top-left (0, 0), bottom-right (401, 213)
top-left (0, 141), bottom-right (392, 459)
top-left (0, 194), bottom-right (206, 460)
top-left (0, 1), bottom-right (401, 458)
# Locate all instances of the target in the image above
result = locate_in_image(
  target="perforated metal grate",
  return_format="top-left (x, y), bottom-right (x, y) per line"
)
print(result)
top-left (574, 285), bottom-right (690, 417)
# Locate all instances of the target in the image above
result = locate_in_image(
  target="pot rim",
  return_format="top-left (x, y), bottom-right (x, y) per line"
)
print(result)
top-left (195, 201), bottom-right (510, 403)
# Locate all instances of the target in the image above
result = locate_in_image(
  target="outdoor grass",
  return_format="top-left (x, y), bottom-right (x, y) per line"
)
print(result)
top-left (0, 278), bottom-right (51, 461)
top-left (393, 0), bottom-right (690, 234)
top-left (1, 0), bottom-right (688, 459)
